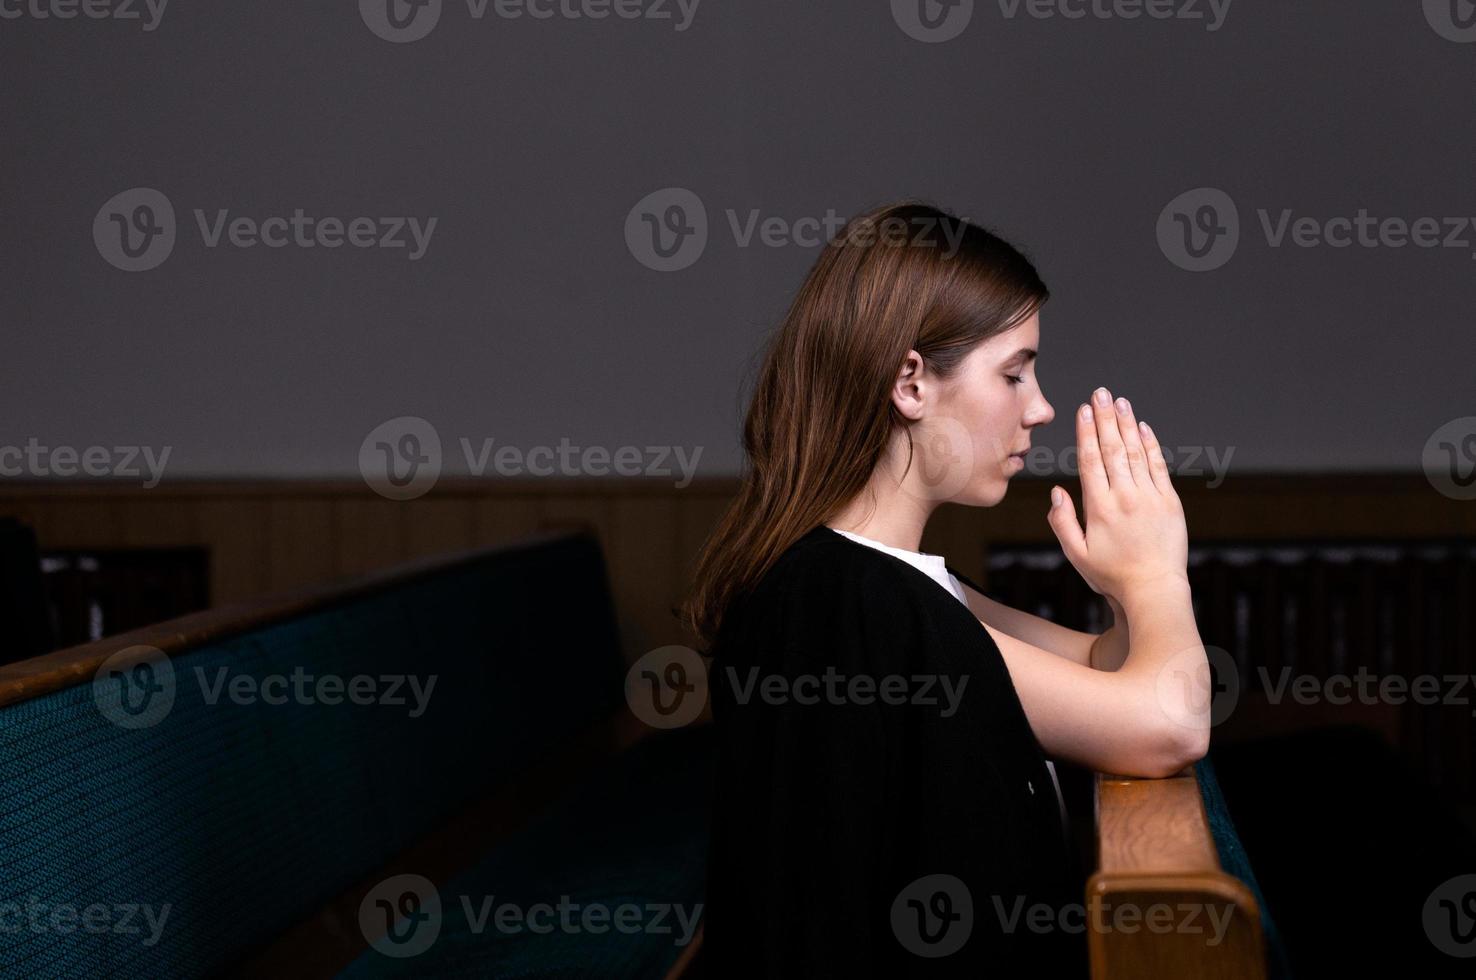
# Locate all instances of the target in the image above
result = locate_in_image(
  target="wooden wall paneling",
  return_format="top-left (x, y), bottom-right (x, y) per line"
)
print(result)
top-left (197, 497), bottom-right (270, 605)
top-left (266, 498), bottom-right (336, 592)
top-left (675, 491), bottom-right (729, 579)
top-left (117, 497), bottom-right (202, 548)
top-left (539, 494), bottom-right (615, 556)
top-left (34, 500), bottom-right (123, 551)
top-left (471, 496), bottom-right (540, 546)
top-left (610, 495), bottom-right (679, 661)
top-left (404, 497), bottom-right (475, 560)
top-left (674, 491), bottom-right (733, 648)
top-left (334, 498), bottom-right (408, 577)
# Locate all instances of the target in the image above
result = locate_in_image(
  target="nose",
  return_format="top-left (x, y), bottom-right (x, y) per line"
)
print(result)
top-left (1027, 388), bottom-right (1055, 428)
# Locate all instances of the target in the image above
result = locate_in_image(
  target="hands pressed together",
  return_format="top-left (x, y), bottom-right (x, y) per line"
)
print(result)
top-left (1047, 386), bottom-right (1189, 605)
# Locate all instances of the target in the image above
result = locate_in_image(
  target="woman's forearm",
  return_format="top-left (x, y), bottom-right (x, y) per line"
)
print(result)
top-left (1089, 596), bottom-right (1130, 671)
top-left (1115, 576), bottom-right (1211, 761)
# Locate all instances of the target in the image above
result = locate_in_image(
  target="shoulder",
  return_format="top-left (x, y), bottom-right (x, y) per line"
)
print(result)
top-left (751, 525), bottom-right (932, 613)
top-left (714, 525), bottom-right (939, 668)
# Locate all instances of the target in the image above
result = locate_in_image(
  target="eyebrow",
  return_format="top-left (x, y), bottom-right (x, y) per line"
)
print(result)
top-left (1004, 347), bottom-right (1037, 365)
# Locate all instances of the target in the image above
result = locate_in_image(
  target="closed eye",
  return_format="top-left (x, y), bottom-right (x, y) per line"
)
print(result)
top-left (1006, 374), bottom-right (1026, 385)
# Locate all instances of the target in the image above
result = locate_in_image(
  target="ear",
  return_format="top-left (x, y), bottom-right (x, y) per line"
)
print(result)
top-left (889, 349), bottom-right (929, 422)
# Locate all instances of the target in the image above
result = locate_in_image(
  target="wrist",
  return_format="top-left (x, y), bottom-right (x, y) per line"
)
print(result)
top-left (1116, 571), bottom-right (1191, 606)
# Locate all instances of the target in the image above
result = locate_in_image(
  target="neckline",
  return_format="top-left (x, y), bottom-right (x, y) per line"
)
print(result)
top-left (824, 526), bottom-right (941, 561)
top-left (813, 525), bottom-right (965, 584)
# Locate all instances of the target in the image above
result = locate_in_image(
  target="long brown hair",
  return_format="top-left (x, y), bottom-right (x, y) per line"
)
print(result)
top-left (679, 200), bottom-right (1049, 652)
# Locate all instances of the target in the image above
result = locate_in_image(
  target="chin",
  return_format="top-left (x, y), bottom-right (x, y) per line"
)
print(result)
top-left (953, 476), bottom-right (1009, 508)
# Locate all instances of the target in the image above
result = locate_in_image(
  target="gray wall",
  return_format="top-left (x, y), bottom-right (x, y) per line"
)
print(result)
top-left (4, 1), bottom-right (1473, 486)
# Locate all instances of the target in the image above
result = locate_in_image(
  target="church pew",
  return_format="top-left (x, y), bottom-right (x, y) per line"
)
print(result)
top-left (0, 529), bottom-right (709, 978)
top-left (1089, 759), bottom-right (1289, 979)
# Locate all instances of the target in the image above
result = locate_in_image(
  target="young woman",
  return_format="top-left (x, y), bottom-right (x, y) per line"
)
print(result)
top-left (681, 200), bottom-right (1211, 977)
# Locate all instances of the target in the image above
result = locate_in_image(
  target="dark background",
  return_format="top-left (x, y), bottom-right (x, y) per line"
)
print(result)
top-left (4, 1), bottom-right (1474, 479)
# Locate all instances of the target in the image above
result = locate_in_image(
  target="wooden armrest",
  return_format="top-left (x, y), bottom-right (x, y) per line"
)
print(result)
top-left (1088, 769), bottom-right (1266, 980)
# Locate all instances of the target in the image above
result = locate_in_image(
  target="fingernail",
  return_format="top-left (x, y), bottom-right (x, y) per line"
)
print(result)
top-left (1139, 420), bottom-right (1151, 436)
top-left (1081, 403), bottom-right (1094, 422)
top-left (1051, 488), bottom-right (1062, 507)
top-left (1116, 397), bottom-right (1131, 415)
top-left (1094, 387), bottom-right (1111, 407)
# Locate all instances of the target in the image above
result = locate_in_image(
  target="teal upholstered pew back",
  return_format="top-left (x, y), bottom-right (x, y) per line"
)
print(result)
top-left (0, 532), bottom-right (624, 978)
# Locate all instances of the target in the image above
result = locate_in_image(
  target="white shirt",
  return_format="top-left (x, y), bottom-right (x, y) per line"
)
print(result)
top-left (827, 527), bottom-right (1070, 833)
top-left (829, 528), bottom-right (968, 604)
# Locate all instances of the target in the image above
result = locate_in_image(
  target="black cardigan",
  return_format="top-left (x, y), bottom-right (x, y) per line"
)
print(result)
top-left (703, 524), bottom-right (1087, 978)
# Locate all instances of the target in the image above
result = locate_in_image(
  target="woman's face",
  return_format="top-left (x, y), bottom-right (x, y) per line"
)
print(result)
top-left (898, 310), bottom-right (1056, 507)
